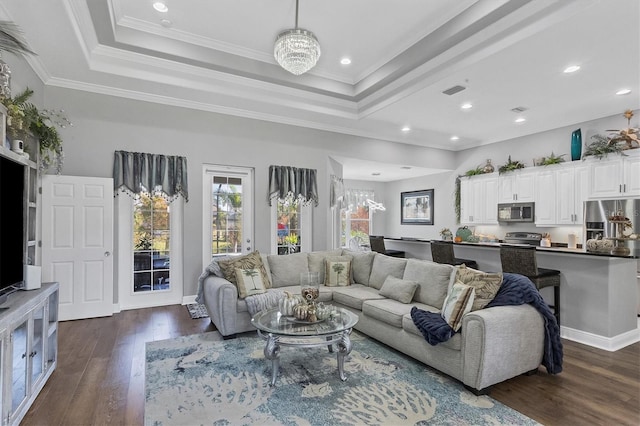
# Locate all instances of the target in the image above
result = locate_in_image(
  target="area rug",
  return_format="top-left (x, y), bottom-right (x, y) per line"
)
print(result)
top-left (145, 332), bottom-right (538, 425)
top-left (185, 303), bottom-right (209, 319)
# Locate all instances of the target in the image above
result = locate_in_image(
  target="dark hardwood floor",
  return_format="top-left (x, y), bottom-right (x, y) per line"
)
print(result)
top-left (22, 305), bottom-right (640, 425)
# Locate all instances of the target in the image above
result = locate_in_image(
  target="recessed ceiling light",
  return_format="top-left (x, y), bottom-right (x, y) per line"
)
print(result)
top-left (563, 65), bottom-right (580, 73)
top-left (450, 135), bottom-right (459, 141)
top-left (616, 88), bottom-right (631, 95)
top-left (461, 103), bottom-right (473, 110)
top-left (340, 57), bottom-right (351, 65)
top-left (153, 1), bottom-right (168, 13)
top-left (515, 117), bottom-right (526, 123)
top-left (401, 126), bottom-right (411, 132)
top-left (371, 172), bottom-right (381, 176)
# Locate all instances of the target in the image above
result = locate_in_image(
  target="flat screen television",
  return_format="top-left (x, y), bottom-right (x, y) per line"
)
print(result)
top-left (0, 153), bottom-right (24, 305)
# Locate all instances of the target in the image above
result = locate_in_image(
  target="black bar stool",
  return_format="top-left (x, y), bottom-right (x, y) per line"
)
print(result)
top-left (430, 240), bottom-right (478, 269)
top-left (369, 235), bottom-right (405, 258)
top-left (499, 245), bottom-right (561, 325)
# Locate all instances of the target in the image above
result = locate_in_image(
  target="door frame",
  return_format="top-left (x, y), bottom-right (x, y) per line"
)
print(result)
top-left (116, 194), bottom-right (184, 311)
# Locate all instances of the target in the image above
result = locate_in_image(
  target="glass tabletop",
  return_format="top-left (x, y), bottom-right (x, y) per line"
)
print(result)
top-left (251, 306), bottom-right (358, 337)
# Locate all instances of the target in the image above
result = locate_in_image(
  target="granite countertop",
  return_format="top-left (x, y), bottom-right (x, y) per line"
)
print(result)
top-left (384, 236), bottom-right (639, 259)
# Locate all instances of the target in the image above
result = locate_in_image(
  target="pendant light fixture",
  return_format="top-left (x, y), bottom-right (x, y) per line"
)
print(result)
top-left (274, 0), bottom-right (321, 75)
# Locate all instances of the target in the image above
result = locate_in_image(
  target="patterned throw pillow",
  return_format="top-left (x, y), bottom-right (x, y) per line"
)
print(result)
top-left (455, 265), bottom-right (502, 311)
top-left (441, 281), bottom-right (475, 331)
top-left (234, 268), bottom-right (266, 299)
top-left (324, 257), bottom-right (352, 287)
top-left (218, 251), bottom-right (272, 289)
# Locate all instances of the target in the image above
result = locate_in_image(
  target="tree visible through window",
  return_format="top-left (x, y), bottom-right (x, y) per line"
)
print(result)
top-left (276, 200), bottom-right (301, 255)
top-left (341, 204), bottom-right (371, 249)
top-left (133, 193), bottom-right (170, 292)
top-left (211, 176), bottom-right (243, 255)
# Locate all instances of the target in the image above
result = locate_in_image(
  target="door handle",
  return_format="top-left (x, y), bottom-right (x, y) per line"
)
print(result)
top-left (104, 251), bottom-right (111, 257)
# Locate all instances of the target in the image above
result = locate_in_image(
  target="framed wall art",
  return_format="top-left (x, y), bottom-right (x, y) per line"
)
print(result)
top-left (401, 189), bottom-right (434, 225)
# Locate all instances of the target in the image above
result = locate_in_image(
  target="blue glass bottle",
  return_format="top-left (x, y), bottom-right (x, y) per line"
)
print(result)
top-left (571, 129), bottom-right (582, 161)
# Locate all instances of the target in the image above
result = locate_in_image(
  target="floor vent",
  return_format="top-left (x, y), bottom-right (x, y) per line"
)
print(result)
top-left (442, 85), bottom-right (466, 96)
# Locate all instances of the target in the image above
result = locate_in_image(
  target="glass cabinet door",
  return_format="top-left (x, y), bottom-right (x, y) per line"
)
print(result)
top-left (11, 319), bottom-right (28, 413)
top-left (31, 305), bottom-right (45, 386)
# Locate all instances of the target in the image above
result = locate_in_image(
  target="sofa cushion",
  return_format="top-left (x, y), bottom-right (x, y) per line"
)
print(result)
top-left (267, 252), bottom-right (309, 287)
top-left (218, 251), bottom-right (272, 288)
top-left (362, 298), bottom-right (415, 328)
top-left (368, 254), bottom-right (407, 290)
top-left (331, 285), bottom-right (385, 310)
top-left (324, 255), bottom-right (353, 287)
top-left (234, 268), bottom-right (267, 299)
top-left (441, 282), bottom-right (475, 331)
top-left (403, 259), bottom-right (455, 307)
top-left (402, 314), bottom-right (462, 351)
top-left (341, 250), bottom-right (375, 285)
top-left (379, 276), bottom-right (418, 304)
top-left (308, 249), bottom-right (343, 283)
top-left (455, 265), bottom-right (502, 311)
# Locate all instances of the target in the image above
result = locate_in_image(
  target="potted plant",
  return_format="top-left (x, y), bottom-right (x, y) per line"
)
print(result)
top-left (2, 88), bottom-right (70, 173)
top-left (498, 156), bottom-right (525, 174)
top-left (540, 152), bottom-right (566, 166)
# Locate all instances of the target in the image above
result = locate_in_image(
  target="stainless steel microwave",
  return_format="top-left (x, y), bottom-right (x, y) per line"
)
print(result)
top-left (497, 202), bottom-right (535, 222)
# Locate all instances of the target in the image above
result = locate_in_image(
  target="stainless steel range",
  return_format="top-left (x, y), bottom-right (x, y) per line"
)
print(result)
top-left (503, 232), bottom-right (543, 246)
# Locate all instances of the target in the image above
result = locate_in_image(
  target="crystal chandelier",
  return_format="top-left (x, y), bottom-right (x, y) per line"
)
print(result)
top-left (274, 0), bottom-right (321, 75)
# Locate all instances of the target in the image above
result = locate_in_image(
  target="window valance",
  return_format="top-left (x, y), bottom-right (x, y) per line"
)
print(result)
top-left (343, 188), bottom-right (385, 212)
top-left (268, 165), bottom-right (318, 206)
top-left (113, 150), bottom-right (188, 201)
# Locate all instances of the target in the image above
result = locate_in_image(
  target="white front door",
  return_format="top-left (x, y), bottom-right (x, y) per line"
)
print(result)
top-left (41, 175), bottom-right (114, 321)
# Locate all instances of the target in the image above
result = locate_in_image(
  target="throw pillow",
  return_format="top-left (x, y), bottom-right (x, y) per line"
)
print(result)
top-left (308, 249), bottom-right (343, 284)
top-left (441, 281), bottom-right (475, 331)
top-left (324, 256), bottom-right (352, 287)
top-left (455, 265), bottom-right (502, 311)
top-left (234, 268), bottom-right (266, 299)
top-left (342, 250), bottom-right (376, 285)
top-left (379, 276), bottom-right (418, 304)
top-left (368, 254), bottom-right (407, 290)
top-left (218, 251), bottom-right (272, 289)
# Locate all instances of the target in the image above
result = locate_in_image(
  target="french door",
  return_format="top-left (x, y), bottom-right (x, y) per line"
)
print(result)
top-left (202, 165), bottom-right (254, 268)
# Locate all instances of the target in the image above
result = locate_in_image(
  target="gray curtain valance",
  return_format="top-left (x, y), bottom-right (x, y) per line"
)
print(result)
top-left (113, 150), bottom-right (188, 201)
top-left (268, 165), bottom-right (318, 206)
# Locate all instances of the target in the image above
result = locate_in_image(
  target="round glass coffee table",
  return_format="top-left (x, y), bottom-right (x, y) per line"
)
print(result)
top-left (251, 306), bottom-right (359, 386)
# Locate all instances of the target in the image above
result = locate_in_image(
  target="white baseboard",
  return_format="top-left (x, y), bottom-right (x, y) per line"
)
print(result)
top-left (560, 325), bottom-right (640, 351)
top-left (182, 295), bottom-right (197, 305)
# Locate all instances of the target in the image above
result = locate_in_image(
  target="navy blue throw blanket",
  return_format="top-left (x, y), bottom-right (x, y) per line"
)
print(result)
top-left (410, 273), bottom-right (563, 374)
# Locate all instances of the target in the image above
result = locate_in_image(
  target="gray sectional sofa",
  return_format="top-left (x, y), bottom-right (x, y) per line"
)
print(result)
top-left (198, 249), bottom-right (545, 393)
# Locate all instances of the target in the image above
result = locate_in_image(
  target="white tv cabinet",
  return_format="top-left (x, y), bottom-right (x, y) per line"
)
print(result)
top-left (0, 282), bottom-right (58, 425)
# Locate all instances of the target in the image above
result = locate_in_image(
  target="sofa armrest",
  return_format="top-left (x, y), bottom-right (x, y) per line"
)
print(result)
top-left (200, 275), bottom-right (239, 337)
top-left (461, 304), bottom-right (544, 391)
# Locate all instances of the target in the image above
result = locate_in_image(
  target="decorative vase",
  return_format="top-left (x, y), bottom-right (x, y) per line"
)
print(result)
top-left (482, 159), bottom-right (495, 173)
top-left (300, 272), bottom-right (319, 303)
top-left (571, 129), bottom-right (582, 161)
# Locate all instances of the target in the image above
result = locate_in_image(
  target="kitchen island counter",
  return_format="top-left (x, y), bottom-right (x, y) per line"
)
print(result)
top-left (383, 237), bottom-right (639, 351)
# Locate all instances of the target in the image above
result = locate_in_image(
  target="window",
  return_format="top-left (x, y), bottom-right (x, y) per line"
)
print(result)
top-left (271, 199), bottom-right (312, 254)
top-left (133, 194), bottom-right (170, 292)
top-left (341, 204), bottom-right (371, 248)
top-left (211, 176), bottom-right (243, 255)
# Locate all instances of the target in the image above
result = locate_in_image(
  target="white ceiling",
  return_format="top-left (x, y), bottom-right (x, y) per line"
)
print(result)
top-left (1, 0), bottom-right (639, 181)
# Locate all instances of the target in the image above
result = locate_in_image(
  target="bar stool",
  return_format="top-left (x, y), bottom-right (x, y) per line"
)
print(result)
top-left (430, 240), bottom-right (478, 269)
top-left (369, 235), bottom-right (405, 258)
top-left (499, 245), bottom-right (561, 325)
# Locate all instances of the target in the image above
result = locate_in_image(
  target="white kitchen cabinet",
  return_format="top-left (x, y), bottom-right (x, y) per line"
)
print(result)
top-left (0, 283), bottom-right (58, 426)
top-left (535, 162), bottom-right (589, 226)
top-left (498, 169), bottom-right (535, 203)
top-left (588, 150), bottom-right (640, 198)
top-left (460, 174), bottom-right (498, 225)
